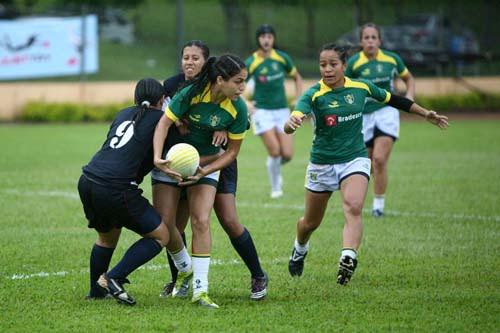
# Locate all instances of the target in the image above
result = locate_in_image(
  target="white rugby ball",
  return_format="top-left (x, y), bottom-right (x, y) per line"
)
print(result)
top-left (165, 143), bottom-right (200, 178)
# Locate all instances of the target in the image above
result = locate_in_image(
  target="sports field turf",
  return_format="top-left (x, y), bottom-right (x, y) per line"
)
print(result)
top-left (1, 119), bottom-right (499, 332)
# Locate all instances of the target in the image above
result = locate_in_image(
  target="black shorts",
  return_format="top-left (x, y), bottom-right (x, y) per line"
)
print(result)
top-left (217, 159), bottom-right (237, 194)
top-left (365, 127), bottom-right (397, 148)
top-left (77, 174), bottom-right (161, 234)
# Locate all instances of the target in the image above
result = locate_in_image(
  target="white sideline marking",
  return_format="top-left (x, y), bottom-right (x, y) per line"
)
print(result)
top-left (2, 188), bottom-right (500, 222)
top-left (2, 188), bottom-right (499, 281)
top-left (238, 202), bottom-right (500, 223)
top-left (10, 271), bottom-right (71, 280)
top-left (3, 189), bottom-right (80, 199)
top-left (6, 258), bottom-right (287, 281)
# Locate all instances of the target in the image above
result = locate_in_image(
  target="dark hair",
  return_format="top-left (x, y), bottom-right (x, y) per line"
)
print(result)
top-left (183, 54), bottom-right (246, 102)
top-left (133, 78), bottom-right (164, 125)
top-left (255, 24), bottom-right (275, 48)
top-left (359, 22), bottom-right (382, 41)
top-left (319, 43), bottom-right (349, 64)
top-left (182, 40), bottom-right (210, 60)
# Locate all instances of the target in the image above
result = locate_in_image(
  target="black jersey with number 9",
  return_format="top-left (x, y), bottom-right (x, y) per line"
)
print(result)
top-left (83, 106), bottom-right (164, 187)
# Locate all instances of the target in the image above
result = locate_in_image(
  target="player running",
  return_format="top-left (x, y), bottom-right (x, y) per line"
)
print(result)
top-left (285, 43), bottom-right (448, 285)
top-left (345, 23), bottom-right (416, 217)
top-left (245, 24), bottom-right (303, 198)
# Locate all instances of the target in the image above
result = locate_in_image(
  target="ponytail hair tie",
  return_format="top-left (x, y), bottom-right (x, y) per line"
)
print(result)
top-left (141, 100), bottom-right (150, 108)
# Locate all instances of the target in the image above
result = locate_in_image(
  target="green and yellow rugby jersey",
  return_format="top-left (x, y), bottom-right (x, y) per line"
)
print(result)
top-left (345, 49), bottom-right (408, 114)
top-left (293, 77), bottom-right (390, 164)
top-left (165, 84), bottom-right (248, 156)
top-left (245, 48), bottom-right (297, 110)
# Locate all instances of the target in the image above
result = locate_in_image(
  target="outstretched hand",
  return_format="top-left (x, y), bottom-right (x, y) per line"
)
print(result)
top-left (154, 158), bottom-right (183, 182)
top-left (426, 111), bottom-right (449, 129)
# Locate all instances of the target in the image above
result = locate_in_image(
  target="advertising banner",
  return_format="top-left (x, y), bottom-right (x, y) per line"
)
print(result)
top-left (0, 15), bottom-right (98, 80)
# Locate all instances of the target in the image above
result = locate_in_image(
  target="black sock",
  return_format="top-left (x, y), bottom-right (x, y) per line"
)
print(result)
top-left (108, 238), bottom-right (162, 280)
top-left (89, 244), bottom-right (115, 297)
top-left (166, 232), bottom-right (186, 283)
top-left (230, 228), bottom-right (264, 278)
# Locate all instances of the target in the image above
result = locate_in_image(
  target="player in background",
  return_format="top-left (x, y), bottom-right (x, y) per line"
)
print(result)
top-left (77, 78), bottom-right (185, 306)
top-left (285, 43), bottom-right (448, 285)
top-left (153, 54), bottom-right (249, 308)
top-left (153, 40), bottom-right (267, 301)
top-left (245, 24), bottom-right (303, 198)
top-left (345, 23), bottom-right (416, 217)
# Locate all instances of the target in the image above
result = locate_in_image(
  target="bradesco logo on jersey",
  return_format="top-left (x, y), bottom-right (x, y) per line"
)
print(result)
top-left (324, 112), bottom-right (362, 127)
top-left (258, 66), bottom-right (284, 83)
top-left (324, 114), bottom-right (337, 127)
top-left (338, 112), bottom-right (362, 123)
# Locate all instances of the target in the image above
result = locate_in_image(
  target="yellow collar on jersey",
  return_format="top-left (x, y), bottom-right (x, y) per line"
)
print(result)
top-left (249, 49), bottom-right (287, 75)
top-left (312, 78), bottom-right (371, 102)
top-left (352, 49), bottom-right (397, 71)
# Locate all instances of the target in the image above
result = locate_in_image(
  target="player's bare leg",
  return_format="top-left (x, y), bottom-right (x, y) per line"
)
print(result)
top-left (337, 174), bottom-right (368, 285)
top-left (289, 190), bottom-right (330, 276)
top-left (371, 136), bottom-right (394, 217)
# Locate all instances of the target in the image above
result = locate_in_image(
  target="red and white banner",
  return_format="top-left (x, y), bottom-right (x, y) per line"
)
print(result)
top-left (0, 15), bottom-right (98, 80)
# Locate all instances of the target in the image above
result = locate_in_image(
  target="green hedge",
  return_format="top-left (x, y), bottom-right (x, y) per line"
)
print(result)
top-left (17, 93), bottom-right (500, 122)
top-left (19, 101), bottom-right (133, 122)
top-left (416, 93), bottom-right (500, 112)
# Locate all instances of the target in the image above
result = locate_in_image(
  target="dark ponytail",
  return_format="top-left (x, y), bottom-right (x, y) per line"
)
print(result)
top-left (182, 54), bottom-right (246, 102)
top-left (319, 43), bottom-right (349, 64)
top-left (133, 78), bottom-right (164, 125)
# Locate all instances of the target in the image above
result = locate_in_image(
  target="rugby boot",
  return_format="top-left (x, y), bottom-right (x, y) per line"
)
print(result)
top-left (97, 273), bottom-right (136, 306)
top-left (288, 248), bottom-right (308, 277)
top-left (337, 255), bottom-right (358, 286)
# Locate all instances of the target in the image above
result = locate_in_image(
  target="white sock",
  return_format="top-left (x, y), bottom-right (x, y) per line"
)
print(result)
top-left (294, 238), bottom-right (309, 254)
top-left (340, 248), bottom-right (357, 260)
top-left (192, 256), bottom-right (210, 296)
top-left (373, 195), bottom-right (385, 211)
top-left (266, 156), bottom-right (282, 192)
top-left (168, 246), bottom-right (191, 272)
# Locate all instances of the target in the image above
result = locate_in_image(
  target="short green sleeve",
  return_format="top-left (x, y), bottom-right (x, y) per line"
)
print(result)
top-left (280, 51), bottom-right (296, 75)
top-left (394, 53), bottom-right (409, 76)
top-left (294, 86), bottom-right (316, 116)
top-left (227, 98), bottom-right (249, 140)
top-left (363, 79), bottom-right (391, 103)
top-left (165, 84), bottom-right (191, 122)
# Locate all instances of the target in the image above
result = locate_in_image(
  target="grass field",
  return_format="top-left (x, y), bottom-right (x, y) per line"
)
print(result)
top-left (1, 119), bottom-right (499, 332)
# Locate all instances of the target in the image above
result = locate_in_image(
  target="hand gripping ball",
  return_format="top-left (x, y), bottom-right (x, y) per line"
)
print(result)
top-left (165, 143), bottom-right (200, 178)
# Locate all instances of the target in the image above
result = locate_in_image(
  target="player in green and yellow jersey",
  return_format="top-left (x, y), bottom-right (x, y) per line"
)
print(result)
top-left (153, 54), bottom-right (249, 308)
top-left (284, 43), bottom-right (448, 285)
top-left (245, 24), bottom-right (303, 199)
top-left (153, 41), bottom-right (267, 301)
top-left (345, 23), bottom-right (416, 217)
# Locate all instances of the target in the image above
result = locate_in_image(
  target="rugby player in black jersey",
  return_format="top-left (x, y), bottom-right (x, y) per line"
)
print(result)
top-left (78, 78), bottom-right (185, 306)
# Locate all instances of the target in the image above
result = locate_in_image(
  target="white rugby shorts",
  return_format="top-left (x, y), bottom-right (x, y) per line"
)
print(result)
top-left (362, 105), bottom-right (400, 143)
top-left (151, 167), bottom-right (220, 184)
top-left (304, 157), bottom-right (371, 193)
top-left (251, 108), bottom-right (290, 135)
